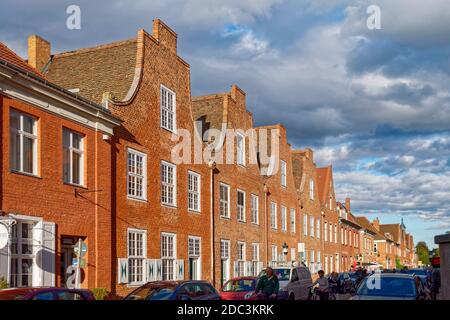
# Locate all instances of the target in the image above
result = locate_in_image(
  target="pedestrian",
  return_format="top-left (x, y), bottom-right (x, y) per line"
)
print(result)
top-left (255, 267), bottom-right (279, 300)
top-left (312, 270), bottom-right (329, 300)
top-left (328, 272), bottom-right (340, 297)
top-left (431, 268), bottom-right (441, 300)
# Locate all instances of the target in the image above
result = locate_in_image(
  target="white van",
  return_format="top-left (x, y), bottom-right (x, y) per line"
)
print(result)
top-left (259, 266), bottom-right (313, 300)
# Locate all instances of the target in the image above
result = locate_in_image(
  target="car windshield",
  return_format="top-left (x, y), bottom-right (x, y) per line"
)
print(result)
top-left (357, 276), bottom-right (417, 298)
top-left (400, 269), bottom-right (426, 276)
top-left (222, 279), bottom-right (256, 292)
top-left (125, 285), bottom-right (177, 300)
top-left (273, 268), bottom-right (291, 281)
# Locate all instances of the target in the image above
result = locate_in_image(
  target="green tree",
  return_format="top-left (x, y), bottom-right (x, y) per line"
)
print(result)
top-left (430, 247), bottom-right (440, 257)
top-left (416, 241), bottom-right (430, 265)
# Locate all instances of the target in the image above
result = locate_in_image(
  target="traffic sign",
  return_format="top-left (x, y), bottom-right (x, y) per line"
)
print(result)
top-left (74, 239), bottom-right (87, 258)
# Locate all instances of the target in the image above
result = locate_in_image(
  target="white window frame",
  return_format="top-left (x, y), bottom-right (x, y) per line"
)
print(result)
top-left (324, 221), bottom-right (328, 241)
top-left (309, 179), bottom-right (314, 200)
top-left (281, 206), bottom-right (287, 232)
top-left (271, 245), bottom-right (278, 263)
top-left (237, 241), bottom-right (246, 277)
top-left (127, 228), bottom-right (147, 286)
top-left (310, 216), bottom-right (315, 237)
top-left (219, 183), bottom-right (231, 218)
top-left (252, 243), bottom-right (260, 276)
top-left (290, 208), bottom-right (296, 233)
top-left (303, 214), bottom-right (308, 236)
top-left (9, 109), bottom-right (38, 175)
top-left (250, 194), bottom-right (259, 225)
top-left (270, 202), bottom-right (277, 230)
top-left (316, 218), bottom-right (321, 239)
top-left (187, 171), bottom-right (201, 212)
top-left (127, 148), bottom-right (147, 201)
top-left (281, 160), bottom-right (287, 187)
top-left (221, 239), bottom-right (230, 260)
top-left (329, 224), bottom-right (333, 243)
top-left (9, 221), bottom-right (35, 288)
top-left (63, 128), bottom-right (84, 186)
top-left (237, 189), bottom-right (246, 222)
top-left (160, 85), bottom-right (176, 133)
top-left (334, 225), bottom-right (338, 243)
top-left (161, 161), bottom-right (177, 206)
top-left (236, 133), bottom-right (246, 166)
top-left (161, 232), bottom-right (177, 281)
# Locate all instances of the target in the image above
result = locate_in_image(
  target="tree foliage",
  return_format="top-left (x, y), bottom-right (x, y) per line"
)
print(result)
top-left (416, 241), bottom-right (430, 265)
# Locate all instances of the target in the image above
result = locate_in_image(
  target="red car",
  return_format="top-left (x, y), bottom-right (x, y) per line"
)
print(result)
top-left (0, 287), bottom-right (95, 300)
top-left (220, 277), bottom-right (258, 300)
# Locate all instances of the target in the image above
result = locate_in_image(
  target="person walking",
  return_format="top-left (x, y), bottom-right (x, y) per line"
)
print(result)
top-left (255, 267), bottom-right (279, 300)
top-left (312, 270), bottom-right (329, 300)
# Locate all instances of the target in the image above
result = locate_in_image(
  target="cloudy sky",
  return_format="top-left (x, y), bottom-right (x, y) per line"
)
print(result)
top-left (1, 0), bottom-right (449, 248)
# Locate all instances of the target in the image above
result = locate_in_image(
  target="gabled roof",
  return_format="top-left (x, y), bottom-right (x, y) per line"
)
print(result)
top-left (316, 166), bottom-right (333, 204)
top-left (45, 38), bottom-right (138, 104)
top-left (0, 42), bottom-right (43, 76)
top-left (379, 224), bottom-right (400, 243)
top-left (355, 216), bottom-right (378, 235)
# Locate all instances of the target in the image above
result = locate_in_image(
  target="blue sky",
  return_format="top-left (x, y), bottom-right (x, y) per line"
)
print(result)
top-left (1, 0), bottom-right (450, 248)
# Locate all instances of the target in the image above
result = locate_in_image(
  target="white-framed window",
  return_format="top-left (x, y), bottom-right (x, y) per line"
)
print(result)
top-left (329, 224), bottom-right (333, 243)
top-left (324, 222), bottom-right (328, 241)
top-left (161, 233), bottom-right (176, 280)
top-left (160, 85), bottom-right (176, 132)
top-left (9, 222), bottom-right (35, 287)
top-left (270, 202), bottom-right (277, 229)
top-left (334, 225), bottom-right (338, 243)
top-left (237, 241), bottom-right (246, 277)
top-left (63, 128), bottom-right (84, 186)
top-left (188, 236), bottom-right (201, 280)
top-left (250, 194), bottom-right (259, 225)
top-left (221, 239), bottom-right (230, 260)
top-left (309, 179), bottom-right (314, 200)
top-left (188, 236), bottom-right (201, 257)
top-left (290, 209), bottom-right (296, 233)
top-left (316, 218), bottom-right (321, 239)
top-left (219, 183), bottom-right (230, 218)
top-left (10, 109), bottom-right (38, 175)
top-left (127, 148), bottom-right (147, 200)
top-left (341, 227), bottom-right (344, 245)
top-left (303, 214), bottom-right (308, 236)
top-left (236, 133), bottom-right (245, 166)
top-left (281, 206), bottom-right (287, 232)
top-left (188, 171), bottom-right (201, 212)
top-left (309, 216), bottom-right (315, 237)
top-left (237, 190), bottom-right (246, 222)
top-left (128, 229), bottom-right (147, 285)
top-left (281, 160), bottom-right (287, 187)
top-left (252, 243), bottom-right (260, 276)
top-left (161, 161), bottom-right (176, 206)
top-left (271, 245), bottom-right (278, 263)
top-left (310, 250), bottom-right (315, 263)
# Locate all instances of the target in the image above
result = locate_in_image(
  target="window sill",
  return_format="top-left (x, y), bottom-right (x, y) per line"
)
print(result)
top-left (237, 220), bottom-right (246, 224)
top-left (219, 216), bottom-right (231, 221)
top-left (10, 170), bottom-right (41, 179)
top-left (161, 204), bottom-right (178, 209)
top-left (251, 222), bottom-right (260, 227)
top-left (127, 196), bottom-right (148, 203)
top-left (65, 182), bottom-right (87, 190)
top-left (188, 209), bottom-right (201, 215)
top-left (161, 126), bottom-right (177, 135)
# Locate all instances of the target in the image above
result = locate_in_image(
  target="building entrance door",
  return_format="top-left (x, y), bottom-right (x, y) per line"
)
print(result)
top-left (60, 236), bottom-right (79, 287)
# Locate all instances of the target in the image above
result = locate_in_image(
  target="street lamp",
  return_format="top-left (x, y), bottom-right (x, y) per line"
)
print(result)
top-left (282, 242), bottom-right (289, 258)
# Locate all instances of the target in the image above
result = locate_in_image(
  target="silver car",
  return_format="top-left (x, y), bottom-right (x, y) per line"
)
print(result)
top-left (260, 266), bottom-right (312, 300)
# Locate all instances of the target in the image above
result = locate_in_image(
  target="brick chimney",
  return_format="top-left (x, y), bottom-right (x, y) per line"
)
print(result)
top-left (372, 217), bottom-right (380, 231)
top-left (345, 197), bottom-right (351, 212)
top-left (28, 35), bottom-right (51, 71)
top-left (153, 19), bottom-right (177, 54)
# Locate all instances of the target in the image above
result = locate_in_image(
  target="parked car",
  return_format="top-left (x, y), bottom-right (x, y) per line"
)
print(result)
top-left (399, 268), bottom-right (427, 277)
top-left (350, 274), bottom-right (425, 300)
top-left (124, 281), bottom-right (221, 300)
top-left (258, 266), bottom-right (312, 300)
top-left (0, 287), bottom-right (95, 300)
top-left (220, 277), bottom-right (258, 300)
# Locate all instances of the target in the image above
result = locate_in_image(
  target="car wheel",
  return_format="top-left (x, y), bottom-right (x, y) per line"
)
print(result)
top-left (289, 293), bottom-right (295, 300)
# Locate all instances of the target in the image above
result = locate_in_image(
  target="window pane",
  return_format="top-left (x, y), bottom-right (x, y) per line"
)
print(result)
top-left (72, 133), bottom-right (81, 150)
top-left (22, 115), bottom-right (35, 134)
top-left (10, 132), bottom-right (21, 171)
top-left (10, 111), bottom-right (20, 130)
top-left (63, 147), bottom-right (70, 182)
top-left (22, 136), bottom-right (35, 173)
top-left (63, 129), bottom-right (70, 147)
top-left (72, 151), bottom-right (81, 184)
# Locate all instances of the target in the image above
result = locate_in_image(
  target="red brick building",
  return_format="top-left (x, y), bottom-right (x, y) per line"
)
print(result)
top-left (0, 40), bottom-right (120, 289)
top-left (337, 200), bottom-right (361, 271)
